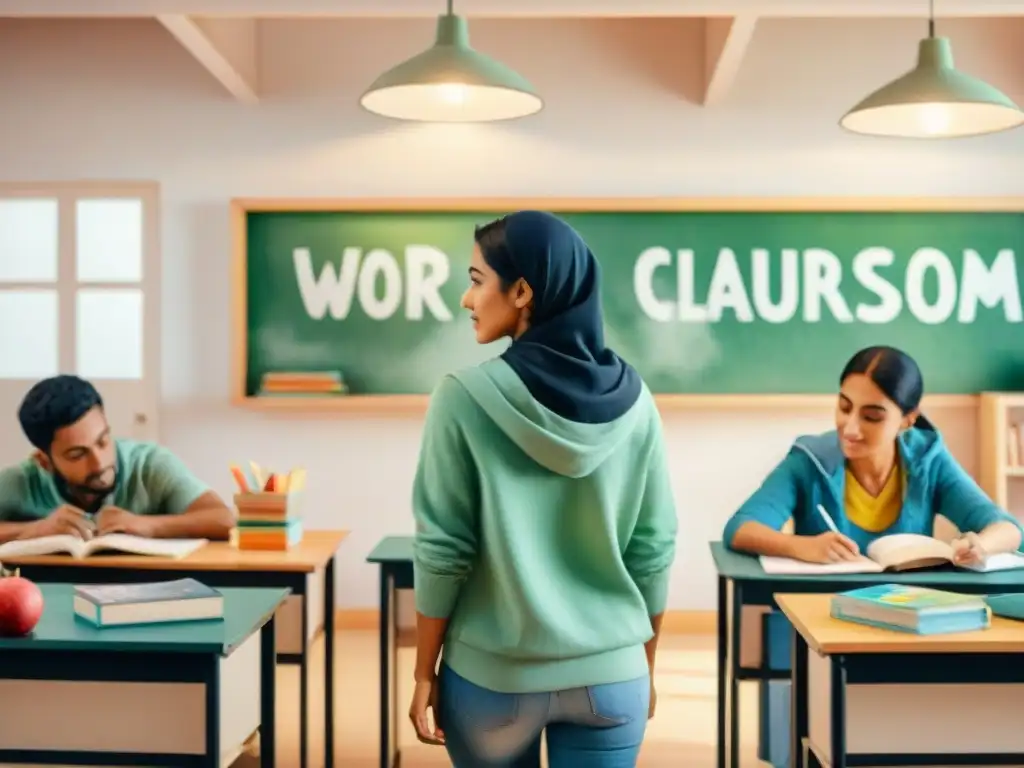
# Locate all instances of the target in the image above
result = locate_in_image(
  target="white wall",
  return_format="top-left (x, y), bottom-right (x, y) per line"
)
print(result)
top-left (0, 15), bottom-right (1020, 610)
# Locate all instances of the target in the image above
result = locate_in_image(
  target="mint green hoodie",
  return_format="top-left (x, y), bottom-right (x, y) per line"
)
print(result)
top-left (412, 358), bottom-right (678, 694)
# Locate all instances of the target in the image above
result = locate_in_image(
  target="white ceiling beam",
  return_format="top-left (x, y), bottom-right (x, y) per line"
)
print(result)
top-left (156, 15), bottom-right (258, 103)
top-left (702, 15), bottom-right (757, 106)
top-left (1, 0), bottom-right (1024, 17)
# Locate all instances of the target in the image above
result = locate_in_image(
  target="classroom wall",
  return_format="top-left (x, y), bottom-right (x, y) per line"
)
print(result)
top-left (0, 15), bottom-right (1020, 611)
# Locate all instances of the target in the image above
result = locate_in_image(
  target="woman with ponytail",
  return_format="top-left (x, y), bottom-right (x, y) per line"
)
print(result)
top-left (724, 345), bottom-right (1023, 566)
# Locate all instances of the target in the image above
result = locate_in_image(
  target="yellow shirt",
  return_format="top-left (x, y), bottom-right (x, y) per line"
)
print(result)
top-left (844, 465), bottom-right (904, 532)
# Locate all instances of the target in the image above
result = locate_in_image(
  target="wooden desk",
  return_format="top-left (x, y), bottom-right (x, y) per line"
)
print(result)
top-left (0, 583), bottom-right (286, 768)
top-left (710, 542), bottom-right (1024, 768)
top-left (4, 531), bottom-right (346, 572)
top-left (777, 592), bottom-right (1024, 768)
top-left (4, 529), bottom-right (348, 768)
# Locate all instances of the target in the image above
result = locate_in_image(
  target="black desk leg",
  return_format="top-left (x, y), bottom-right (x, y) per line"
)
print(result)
top-left (325, 555), bottom-right (336, 768)
top-left (379, 567), bottom-right (399, 768)
top-left (830, 656), bottom-right (846, 768)
top-left (729, 580), bottom-right (742, 768)
top-left (261, 616), bottom-right (277, 768)
top-left (716, 575), bottom-right (727, 768)
top-left (300, 593), bottom-right (309, 768)
top-left (204, 656), bottom-right (221, 768)
top-left (791, 631), bottom-right (809, 768)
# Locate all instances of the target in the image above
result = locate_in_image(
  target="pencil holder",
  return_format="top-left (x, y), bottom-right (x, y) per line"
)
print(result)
top-left (233, 491), bottom-right (305, 551)
top-left (233, 489), bottom-right (304, 520)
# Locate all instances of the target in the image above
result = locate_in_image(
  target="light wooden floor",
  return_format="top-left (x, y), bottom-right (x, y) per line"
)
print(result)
top-left (251, 629), bottom-right (764, 768)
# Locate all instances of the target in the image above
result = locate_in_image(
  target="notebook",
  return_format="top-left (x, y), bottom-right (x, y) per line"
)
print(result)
top-left (760, 533), bottom-right (1024, 575)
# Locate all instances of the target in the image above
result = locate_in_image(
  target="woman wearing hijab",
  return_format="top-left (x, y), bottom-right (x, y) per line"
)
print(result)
top-left (407, 211), bottom-right (679, 767)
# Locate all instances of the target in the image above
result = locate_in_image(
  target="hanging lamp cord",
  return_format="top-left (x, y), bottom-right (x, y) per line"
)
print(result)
top-left (928, 0), bottom-right (935, 37)
top-left (447, 0), bottom-right (454, 15)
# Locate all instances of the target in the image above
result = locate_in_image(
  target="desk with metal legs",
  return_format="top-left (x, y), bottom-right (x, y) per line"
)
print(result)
top-left (367, 535), bottom-right (415, 768)
top-left (0, 584), bottom-right (286, 768)
top-left (8, 530), bottom-right (347, 768)
top-left (779, 592), bottom-right (1024, 768)
top-left (710, 542), bottom-right (1024, 768)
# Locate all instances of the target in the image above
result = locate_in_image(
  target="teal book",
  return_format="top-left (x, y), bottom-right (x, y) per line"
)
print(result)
top-left (830, 584), bottom-right (991, 635)
top-left (74, 577), bottom-right (224, 628)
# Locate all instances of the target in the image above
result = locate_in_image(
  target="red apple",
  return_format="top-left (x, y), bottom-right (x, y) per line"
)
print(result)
top-left (0, 576), bottom-right (44, 637)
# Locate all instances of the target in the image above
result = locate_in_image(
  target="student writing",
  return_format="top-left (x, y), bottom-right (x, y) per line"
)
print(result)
top-left (0, 375), bottom-right (234, 543)
top-left (723, 346), bottom-right (1023, 564)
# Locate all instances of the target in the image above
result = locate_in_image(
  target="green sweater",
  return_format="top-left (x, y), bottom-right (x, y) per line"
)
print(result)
top-left (412, 358), bottom-right (678, 694)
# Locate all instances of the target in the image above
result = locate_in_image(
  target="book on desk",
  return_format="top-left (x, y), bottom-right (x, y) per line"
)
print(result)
top-left (73, 577), bottom-right (225, 627)
top-left (0, 533), bottom-right (208, 561)
top-left (831, 584), bottom-right (991, 635)
top-left (760, 532), bottom-right (1024, 575)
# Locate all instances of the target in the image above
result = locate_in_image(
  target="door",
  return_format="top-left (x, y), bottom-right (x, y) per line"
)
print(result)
top-left (0, 182), bottom-right (160, 468)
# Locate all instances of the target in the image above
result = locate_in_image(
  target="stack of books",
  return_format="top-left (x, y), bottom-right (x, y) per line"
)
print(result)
top-left (258, 370), bottom-right (348, 398)
top-left (231, 462), bottom-right (305, 551)
top-left (830, 584), bottom-right (992, 635)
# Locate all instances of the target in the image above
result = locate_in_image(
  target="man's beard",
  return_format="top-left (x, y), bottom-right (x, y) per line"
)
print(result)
top-left (53, 466), bottom-right (117, 509)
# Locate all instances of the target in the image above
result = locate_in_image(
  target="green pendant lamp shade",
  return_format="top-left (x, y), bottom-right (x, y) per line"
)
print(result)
top-left (840, 36), bottom-right (1024, 139)
top-left (360, 11), bottom-right (543, 123)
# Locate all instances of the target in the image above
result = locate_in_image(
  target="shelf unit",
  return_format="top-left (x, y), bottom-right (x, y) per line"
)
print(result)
top-left (979, 392), bottom-right (1024, 511)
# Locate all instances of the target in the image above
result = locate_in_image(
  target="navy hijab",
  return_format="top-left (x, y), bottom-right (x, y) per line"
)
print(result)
top-left (478, 210), bottom-right (642, 425)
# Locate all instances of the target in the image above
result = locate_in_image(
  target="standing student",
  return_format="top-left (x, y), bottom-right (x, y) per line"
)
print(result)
top-left (0, 375), bottom-right (234, 543)
top-left (407, 211), bottom-right (679, 767)
top-left (723, 345), bottom-right (1023, 563)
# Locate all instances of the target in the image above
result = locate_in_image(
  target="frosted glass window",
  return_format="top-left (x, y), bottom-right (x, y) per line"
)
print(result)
top-left (76, 289), bottom-right (143, 379)
top-left (0, 199), bottom-right (58, 282)
top-left (0, 290), bottom-right (58, 378)
top-left (76, 198), bottom-right (143, 283)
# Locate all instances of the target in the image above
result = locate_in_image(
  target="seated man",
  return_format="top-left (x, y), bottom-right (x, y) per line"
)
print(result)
top-left (0, 375), bottom-right (234, 543)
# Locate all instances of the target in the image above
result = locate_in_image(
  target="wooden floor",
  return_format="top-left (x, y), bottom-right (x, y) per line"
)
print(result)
top-left (250, 629), bottom-right (764, 768)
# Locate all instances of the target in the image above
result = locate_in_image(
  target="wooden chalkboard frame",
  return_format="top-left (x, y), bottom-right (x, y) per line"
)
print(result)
top-left (230, 196), bottom-right (1023, 414)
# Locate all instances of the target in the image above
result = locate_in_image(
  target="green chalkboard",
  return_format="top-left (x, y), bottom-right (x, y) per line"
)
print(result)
top-left (234, 201), bottom-right (1024, 399)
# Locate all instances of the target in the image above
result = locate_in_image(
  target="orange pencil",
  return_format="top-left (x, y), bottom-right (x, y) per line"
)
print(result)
top-left (229, 464), bottom-right (250, 492)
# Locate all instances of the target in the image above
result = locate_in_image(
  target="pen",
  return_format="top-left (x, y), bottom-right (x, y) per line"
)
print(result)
top-left (817, 504), bottom-right (840, 534)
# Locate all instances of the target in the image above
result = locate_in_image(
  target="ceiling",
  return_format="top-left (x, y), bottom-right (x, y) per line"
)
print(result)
top-left (0, 0), bottom-right (1021, 16)
top-left (0, 0), bottom-right (1019, 106)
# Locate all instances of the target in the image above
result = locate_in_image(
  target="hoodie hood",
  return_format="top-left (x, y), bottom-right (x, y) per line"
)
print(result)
top-left (452, 359), bottom-right (648, 479)
top-left (791, 426), bottom-right (946, 496)
top-left (494, 210), bottom-right (642, 425)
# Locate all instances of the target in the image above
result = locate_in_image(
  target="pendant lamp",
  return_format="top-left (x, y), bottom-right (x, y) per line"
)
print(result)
top-left (360, 0), bottom-right (543, 123)
top-left (840, 0), bottom-right (1024, 138)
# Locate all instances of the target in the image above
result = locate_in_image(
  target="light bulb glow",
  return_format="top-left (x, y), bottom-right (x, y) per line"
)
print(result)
top-left (841, 101), bottom-right (1024, 138)
top-left (361, 83), bottom-right (542, 122)
top-left (917, 103), bottom-right (951, 135)
top-left (437, 83), bottom-right (468, 105)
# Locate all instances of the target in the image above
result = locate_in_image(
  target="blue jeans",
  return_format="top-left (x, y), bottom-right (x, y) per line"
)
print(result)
top-left (438, 662), bottom-right (650, 767)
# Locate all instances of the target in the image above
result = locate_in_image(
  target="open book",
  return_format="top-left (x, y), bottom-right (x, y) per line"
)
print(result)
top-left (0, 533), bottom-right (208, 561)
top-left (760, 533), bottom-right (1024, 575)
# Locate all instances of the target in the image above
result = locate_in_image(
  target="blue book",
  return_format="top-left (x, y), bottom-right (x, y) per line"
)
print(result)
top-left (830, 584), bottom-right (991, 635)
top-left (74, 578), bottom-right (224, 628)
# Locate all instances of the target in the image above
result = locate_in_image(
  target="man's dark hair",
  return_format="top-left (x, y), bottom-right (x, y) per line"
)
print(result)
top-left (17, 375), bottom-right (104, 452)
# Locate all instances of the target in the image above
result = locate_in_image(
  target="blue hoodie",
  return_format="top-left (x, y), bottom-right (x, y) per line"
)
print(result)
top-left (723, 427), bottom-right (1022, 553)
